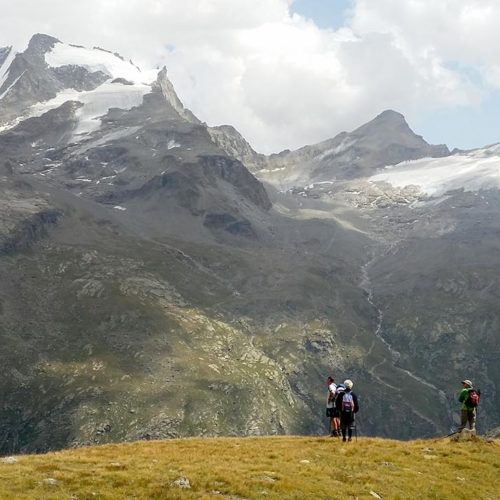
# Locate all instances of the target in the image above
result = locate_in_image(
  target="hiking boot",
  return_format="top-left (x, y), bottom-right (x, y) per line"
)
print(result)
top-left (348, 437), bottom-right (352, 442)
top-left (342, 437), bottom-right (346, 442)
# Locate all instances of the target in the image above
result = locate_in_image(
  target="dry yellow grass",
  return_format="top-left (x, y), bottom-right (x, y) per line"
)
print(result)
top-left (0, 436), bottom-right (499, 499)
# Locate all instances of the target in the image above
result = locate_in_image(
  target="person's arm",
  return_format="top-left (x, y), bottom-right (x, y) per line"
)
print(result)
top-left (353, 393), bottom-right (360, 413)
top-left (458, 389), bottom-right (468, 403)
top-left (328, 383), bottom-right (336, 402)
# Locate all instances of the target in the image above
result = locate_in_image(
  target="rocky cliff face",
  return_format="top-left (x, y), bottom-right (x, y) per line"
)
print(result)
top-left (208, 124), bottom-right (267, 172)
top-left (0, 46), bottom-right (12, 68)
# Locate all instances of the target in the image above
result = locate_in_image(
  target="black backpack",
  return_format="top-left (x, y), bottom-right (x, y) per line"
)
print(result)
top-left (334, 389), bottom-right (345, 410)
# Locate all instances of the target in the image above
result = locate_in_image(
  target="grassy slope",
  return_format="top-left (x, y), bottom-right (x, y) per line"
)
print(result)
top-left (0, 437), bottom-right (498, 499)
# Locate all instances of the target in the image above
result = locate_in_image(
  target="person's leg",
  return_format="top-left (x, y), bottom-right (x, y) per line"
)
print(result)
top-left (340, 415), bottom-right (347, 441)
top-left (333, 414), bottom-right (340, 435)
top-left (326, 409), bottom-right (333, 435)
top-left (458, 409), bottom-right (468, 432)
top-left (330, 416), bottom-right (336, 436)
top-left (347, 415), bottom-right (354, 441)
top-left (468, 409), bottom-right (476, 431)
top-left (341, 427), bottom-right (347, 441)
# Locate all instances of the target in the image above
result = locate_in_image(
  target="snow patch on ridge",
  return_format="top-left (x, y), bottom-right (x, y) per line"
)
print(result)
top-left (0, 71), bottom-right (25, 100)
top-left (315, 138), bottom-right (357, 161)
top-left (45, 43), bottom-right (156, 84)
top-left (370, 144), bottom-right (500, 196)
top-left (0, 46), bottom-right (17, 89)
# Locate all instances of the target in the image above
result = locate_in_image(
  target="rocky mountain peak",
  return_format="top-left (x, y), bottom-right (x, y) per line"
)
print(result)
top-left (253, 109), bottom-right (450, 187)
top-left (26, 33), bottom-right (61, 56)
top-left (154, 66), bottom-right (199, 123)
top-left (353, 109), bottom-right (414, 139)
top-left (374, 109), bottom-right (406, 122)
top-left (207, 124), bottom-right (267, 171)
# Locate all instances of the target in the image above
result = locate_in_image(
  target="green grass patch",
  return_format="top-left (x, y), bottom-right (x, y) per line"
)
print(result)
top-left (0, 436), bottom-right (498, 499)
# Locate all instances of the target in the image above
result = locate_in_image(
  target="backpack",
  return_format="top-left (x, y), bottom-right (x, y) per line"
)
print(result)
top-left (334, 389), bottom-right (344, 410)
top-left (466, 388), bottom-right (480, 408)
top-left (342, 392), bottom-right (354, 412)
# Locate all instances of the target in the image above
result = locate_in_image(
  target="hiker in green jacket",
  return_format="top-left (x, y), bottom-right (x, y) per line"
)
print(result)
top-left (458, 379), bottom-right (477, 432)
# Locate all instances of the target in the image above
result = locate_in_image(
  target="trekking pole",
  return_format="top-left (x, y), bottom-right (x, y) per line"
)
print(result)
top-left (358, 415), bottom-right (362, 436)
top-left (438, 430), bottom-right (458, 440)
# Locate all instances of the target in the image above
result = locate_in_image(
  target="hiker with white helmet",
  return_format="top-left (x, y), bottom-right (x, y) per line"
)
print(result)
top-left (458, 379), bottom-right (480, 433)
top-left (334, 379), bottom-right (359, 442)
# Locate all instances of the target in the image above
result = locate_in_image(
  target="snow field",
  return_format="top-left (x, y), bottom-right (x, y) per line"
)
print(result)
top-left (370, 144), bottom-right (500, 196)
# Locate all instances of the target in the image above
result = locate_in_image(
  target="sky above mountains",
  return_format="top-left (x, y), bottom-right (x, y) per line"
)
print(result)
top-left (0, 0), bottom-right (499, 154)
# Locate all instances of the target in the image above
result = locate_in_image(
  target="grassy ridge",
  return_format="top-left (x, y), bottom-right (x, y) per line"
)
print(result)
top-left (0, 436), bottom-right (498, 499)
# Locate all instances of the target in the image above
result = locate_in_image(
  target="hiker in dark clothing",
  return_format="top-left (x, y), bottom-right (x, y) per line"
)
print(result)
top-left (332, 383), bottom-right (344, 438)
top-left (458, 379), bottom-right (478, 432)
top-left (334, 379), bottom-right (359, 442)
top-left (325, 376), bottom-right (338, 436)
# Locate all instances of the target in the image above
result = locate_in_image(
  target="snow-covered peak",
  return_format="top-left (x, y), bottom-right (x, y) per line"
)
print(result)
top-left (0, 35), bottom-right (197, 139)
top-left (370, 143), bottom-right (500, 196)
top-left (45, 42), bottom-right (156, 84)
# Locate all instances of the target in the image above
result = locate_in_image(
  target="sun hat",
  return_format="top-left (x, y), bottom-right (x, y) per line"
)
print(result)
top-left (461, 379), bottom-right (473, 387)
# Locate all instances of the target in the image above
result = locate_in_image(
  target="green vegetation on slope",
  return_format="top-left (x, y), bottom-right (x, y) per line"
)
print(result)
top-left (0, 436), bottom-right (498, 499)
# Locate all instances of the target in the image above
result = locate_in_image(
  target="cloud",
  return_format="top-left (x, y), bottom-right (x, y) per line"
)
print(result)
top-left (0, 0), bottom-right (499, 152)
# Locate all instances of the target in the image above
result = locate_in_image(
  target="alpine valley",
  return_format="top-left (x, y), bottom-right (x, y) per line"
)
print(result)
top-left (0, 34), bottom-right (499, 453)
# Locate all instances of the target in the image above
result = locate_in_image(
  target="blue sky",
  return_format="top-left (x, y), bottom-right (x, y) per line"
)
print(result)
top-left (414, 92), bottom-right (500, 151)
top-left (291, 0), bottom-right (353, 30)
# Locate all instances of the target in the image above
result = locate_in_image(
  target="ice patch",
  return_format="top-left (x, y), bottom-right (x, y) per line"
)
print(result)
top-left (39, 162), bottom-right (62, 176)
top-left (259, 167), bottom-right (287, 173)
top-left (113, 205), bottom-right (127, 211)
top-left (167, 139), bottom-right (180, 149)
top-left (370, 145), bottom-right (500, 196)
top-left (305, 181), bottom-right (334, 190)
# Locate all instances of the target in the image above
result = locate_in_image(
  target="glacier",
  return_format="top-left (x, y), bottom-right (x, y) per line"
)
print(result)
top-left (370, 144), bottom-right (500, 196)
